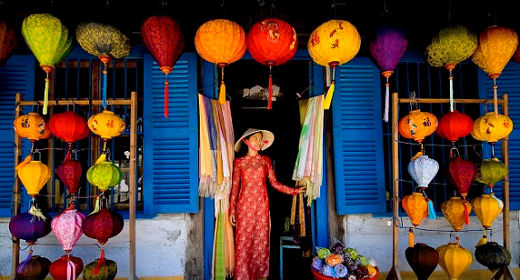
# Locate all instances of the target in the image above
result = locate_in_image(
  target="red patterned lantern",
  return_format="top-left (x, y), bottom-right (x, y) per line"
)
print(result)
top-left (82, 208), bottom-right (124, 245)
top-left (49, 111), bottom-right (89, 145)
top-left (141, 16), bottom-right (185, 118)
top-left (449, 156), bottom-right (477, 199)
top-left (56, 152), bottom-right (82, 195)
top-left (437, 111), bottom-right (474, 144)
top-left (247, 18), bottom-right (297, 109)
top-left (49, 255), bottom-right (83, 280)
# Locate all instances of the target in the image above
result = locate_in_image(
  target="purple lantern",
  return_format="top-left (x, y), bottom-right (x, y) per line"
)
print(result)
top-left (9, 212), bottom-right (52, 245)
top-left (369, 26), bottom-right (408, 122)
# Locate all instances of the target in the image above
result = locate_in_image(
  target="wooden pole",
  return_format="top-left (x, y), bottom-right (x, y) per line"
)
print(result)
top-left (18, 99), bottom-right (132, 106)
top-left (129, 91), bottom-right (138, 280)
top-left (399, 98), bottom-right (504, 104)
top-left (502, 94), bottom-right (510, 251)
top-left (11, 93), bottom-right (22, 279)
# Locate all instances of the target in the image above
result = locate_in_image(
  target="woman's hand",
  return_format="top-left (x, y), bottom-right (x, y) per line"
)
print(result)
top-left (297, 186), bottom-right (306, 194)
top-left (230, 214), bottom-right (236, 226)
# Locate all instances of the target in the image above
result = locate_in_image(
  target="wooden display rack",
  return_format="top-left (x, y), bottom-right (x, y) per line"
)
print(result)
top-left (386, 92), bottom-right (517, 280)
top-left (11, 92), bottom-right (139, 280)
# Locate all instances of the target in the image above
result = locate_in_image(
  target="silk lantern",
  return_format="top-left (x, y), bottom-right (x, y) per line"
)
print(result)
top-left (370, 26), bottom-right (408, 122)
top-left (88, 110), bottom-right (125, 152)
top-left (476, 158), bottom-right (507, 189)
top-left (308, 20), bottom-right (360, 109)
top-left (141, 15), bottom-right (185, 118)
top-left (398, 110), bottom-right (438, 147)
top-left (449, 156), bottom-right (477, 198)
top-left (441, 197), bottom-right (472, 231)
top-left (51, 208), bottom-right (85, 253)
top-left (437, 238), bottom-right (472, 280)
top-left (472, 112), bottom-right (513, 158)
top-left (9, 212), bottom-right (51, 245)
top-left (56, 152), bottom-right (82, 195)
top-left (83, 251), bottom-right (118, 280)
top-left (475, 242), bottom-right (511, 271)
top-left (195, 19), bottom-right (246, 104)
top-left (426, 26), bottom-right (477, 111)
top-left (247, 18), bottom-right (297, 109)
top-left (472, 193), bottom-right (503, 229)
top-left (402, 192), bottom-right (428, 227)
top-left (16, 157), bottom-right (51, 198)
top-left (49, 255), bottom-right (83, 280)
top-left (83, 208), bottom-right (124, 245)
top-left (49, 111), bottom-right (89, 147)
top-left (405, 243), bottom-right (439, 280)
top-left (472, 26), bottom-right (518, 115)
top-left (14, 113), bottom-right (51, 142)
top-left (16, 252), bottom-right (50, 280)
top-left (437, 111), bottom-right (474, 144)
top-left (76, 22), bottom-right (131, 109)
top-left (22, 14), bottom-right (73, 115)
top-left (408, 155), bottom-right (439, 219)
top-left (87, 153), bottom-right (123, 192)
top-left (0, 21), bottom-right (18, 63)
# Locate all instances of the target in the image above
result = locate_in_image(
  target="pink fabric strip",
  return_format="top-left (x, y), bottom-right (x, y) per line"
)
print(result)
top-left (67, 258), bottom-right (76, 280)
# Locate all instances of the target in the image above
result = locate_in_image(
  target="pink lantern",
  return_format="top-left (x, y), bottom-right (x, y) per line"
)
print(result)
top-left (51, 208), bottom-right (85, 253)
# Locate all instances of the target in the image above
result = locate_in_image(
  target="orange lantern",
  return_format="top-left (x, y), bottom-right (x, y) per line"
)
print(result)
top-left (308, 20), bottom-right (360, 109)
top-left (194, 19), bottom-right (246, 104)
top-left (88, 110), bottom-right (125, 152)
top-left (402, 192), bottom-right (428, 227)
top-left (472, 26), bottom-right (518, 115)
top-left (13, 112), bottom-right (51, 142)
top-left (398, 110), bottom-right (438, 147)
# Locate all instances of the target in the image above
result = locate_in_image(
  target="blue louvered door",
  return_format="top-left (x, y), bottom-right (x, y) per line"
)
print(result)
top-left (332, 57), bottom-right (386, 214)
top-left (0, 55), bottom-right (35, 217)
top-left (143, 53), bottom-right (199, 214)
top-left (477, 62), bottom-right (520, 210)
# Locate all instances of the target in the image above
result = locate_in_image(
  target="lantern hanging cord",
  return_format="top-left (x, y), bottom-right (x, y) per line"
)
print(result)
top-left (398, 178), bottom-right (483, 187)
top-left (391, 137), bottom-right (483, 149)
top-left (391, 217), bottom-right (498, 233)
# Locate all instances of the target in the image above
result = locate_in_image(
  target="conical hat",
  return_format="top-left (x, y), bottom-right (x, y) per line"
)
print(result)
top-left (234, 128), bottom-right (274, 152)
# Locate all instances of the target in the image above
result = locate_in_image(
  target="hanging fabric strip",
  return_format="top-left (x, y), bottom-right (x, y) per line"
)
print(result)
top-left (66, 257), bottom-right (76, 280)
top-left (383, 78), bottom-right (390, 122)
top-left (224, 212), bottom-right (235, 277)
top-left (449, 70), bottom-right (454, 112)
top-left (214, 208), bottom-right (226, 280)
top-left (205, 97), bottom-right (217, 191)
top-left (199, 94), bottom-right (212, 197)
top-left (17, 250), bottom-right (33, 274)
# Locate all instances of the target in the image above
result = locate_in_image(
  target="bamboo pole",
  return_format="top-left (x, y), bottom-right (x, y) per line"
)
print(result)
top-left (399, 98), bottom-right (505, 104)
top-left (11, 93), bottom-right (22, 279)
top-left (502, 94), bottom-right (510, 251)
top-left (129, 91), bottom-right (138, 280)
top-left (18, 99), bottom-right (132, 106)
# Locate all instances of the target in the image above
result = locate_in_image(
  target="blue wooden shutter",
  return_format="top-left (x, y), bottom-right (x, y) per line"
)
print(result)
top-left (477, 62), bottom-right (520, 210)
top-left (0, 55), bottom-right (35, 217)
top-left (332, 57), bottom-right (386, 214)
top-left (143, 53), bottom-right (199, 214)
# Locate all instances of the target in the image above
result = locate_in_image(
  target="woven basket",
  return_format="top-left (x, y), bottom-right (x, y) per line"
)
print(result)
top-left (311, 266), bottom-right (380, 280)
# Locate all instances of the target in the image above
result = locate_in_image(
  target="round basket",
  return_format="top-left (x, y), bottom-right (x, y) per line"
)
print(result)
top-left (311, 266), bottom-right (379, 280)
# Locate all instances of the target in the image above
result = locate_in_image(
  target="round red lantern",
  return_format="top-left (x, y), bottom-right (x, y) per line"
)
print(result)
top-left (56, 152), bottom-right (82, 195)
top-left (436, 110), bottom-right (474, 143)
top-left (49, 255), bottom-right (83, 280)
top-left (247, 18), bottom-right (297, 109)
top-left (49, 111), bottom-right (90, 145)
top-left (82, 208), bottom-right (124, 245)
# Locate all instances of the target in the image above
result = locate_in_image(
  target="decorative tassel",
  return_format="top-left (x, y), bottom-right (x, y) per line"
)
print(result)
top-left (92, 250), bottom-right (106, 275)
top-left (16, 155), bottom-right (32, 170)
top-left (43, 77), bottom-right (49, 115)
top-left (28, 205), bottom-right (47, 221)
top-left (90, 196), bottom-right (101, 215)
top-left (268, 73), bottom-right (273, 110)
top-left (17, 250), bottom-right (33, 274)
top-left (449, 70), bottom-right (454, 112)
top-left (95, 153), bottom-right (107, 164)
top-left (427, 199), bottom-right (436, 219)
top-left (476, 233), bottom-right (487, 247)
top-left (164, 79), bottom-right (169, 118)
top-left (408, 228), bottom-right (414, 248)
top-left (323, 81), bottom-right (335, 110)
top-left (219, 82), bottom-right (226, 104)
top-left (290, 195), bottom-right (297, 225)
top-left (383, 81), bottom-right (390, 122)
top-left (463, 200), bottom-right (469, 225)
top-left (66, 256), bottom-right (76, 280)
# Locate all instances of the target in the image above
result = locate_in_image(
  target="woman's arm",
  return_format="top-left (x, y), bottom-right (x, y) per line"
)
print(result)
top-left (229, 159), bottom-right (241, 223)
top-left (265, 156), bottom-right (299, 195)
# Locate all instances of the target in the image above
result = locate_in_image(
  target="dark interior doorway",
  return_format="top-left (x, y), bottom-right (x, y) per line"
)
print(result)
top-left (227, 59), bottom-right (313, 279)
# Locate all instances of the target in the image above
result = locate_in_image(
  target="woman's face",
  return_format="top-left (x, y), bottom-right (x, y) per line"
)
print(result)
top-left (247, 132), bottom-right (264, 151)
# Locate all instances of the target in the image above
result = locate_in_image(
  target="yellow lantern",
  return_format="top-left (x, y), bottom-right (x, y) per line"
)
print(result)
top-left (472, 26), bottom-right (518, 114)
top-left (437, 238), bottom-right (472, 280)
top-left (13, 112), bottom-right (51, 142)
top-left (88, 110), bottom-right (126, 142)
top-left (472, 112), bottom-right (513, 143)
top-left (16, 156), bottom-right (51, 197)
top-left (308, 20), bottom-right (360, 109)
top-left (402, 192), bottom-right (428, 227)
top-left (441, 197), bottom-right (471, 231)
top-left (472, 193), bottom-right (503, 229)
top-left (398, 110), bottom-right (438, 144)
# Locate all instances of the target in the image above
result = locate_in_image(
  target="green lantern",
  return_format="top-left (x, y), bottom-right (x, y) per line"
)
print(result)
top-left (87, 154), bottom-right (123, 192)
top-left (22, 14), bottom-right (73, 115)
top-left (83, 251), bottom-right (117, 280)
top-left (476, 158), bottom-right (508, 189)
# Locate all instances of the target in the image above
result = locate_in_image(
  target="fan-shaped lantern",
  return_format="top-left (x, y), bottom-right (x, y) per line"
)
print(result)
top-left (476, 158), bottom-right (507, 189)
top-left (247, 18), bottom-right (297, 109)
top-left (472, 112), bottom-right (513, 143)
top-left (441, 197), bottom-right (472, 231)
top-left (308, 20), bottom-right (360, 109)
top-left (16, 252), bottom-right (50, 280)
top-left (9, 212), bottom-right (51, 245)
top-left (22, 14), bottom-right (73, 115)
top-left (408, 155), bottom-right (439, 189)
top-left (370, 26), bottom-right (408, 122)
top-left (195, 19), bottom-right (246, 104)
top-left (51, 208), bottom-right (85, 253)
top-left (426, 26), bottom-right (477, 112)
top-left (398, 110), bottom-right (438, 144)
top-left (88, 110), bottom-right (126, 142)
top-left (405, 243), bottom-right (439, 280)
top-left (83, 208), bottom-right (124, 245)
top-left (76, 22), bottom-right (131, 109)
top-left (449, 156), bottom-right (477, 198)
top-left (475, 241), bottom-right (511, 271)
top-left (0, 21), bottom-right (18, 63)
top-left (56, 152), bottom-right (82, 195)
top-left (141, 16), bottom-right (185, 118)
top-left (49, 111), bottom-right (89, 145)
top-left (87, 154), bottom-right (123, 192)
top-left (437, 238), bottom-right (472, 280)
top-left (472, 193), bottom-right (503, 229)
top-left (472, 26), bottom-right (518, 115)
top-left (437, 111), bottom-right (474, 144)
top-left (14, 113), bottom-right (51, 142)
top-left (16, 158), bottom-right (51, 198)
top-left (83, 251), bottom-right (118, 280)
top-left (402, 192), bottom-right (428, 227)
top-left (49, 255), bottom-right (83, 280)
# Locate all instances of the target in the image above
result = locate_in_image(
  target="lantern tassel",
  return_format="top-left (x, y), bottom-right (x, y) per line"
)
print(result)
top-left (102, 62), bottom-right (108, 110)
top-left (408, 228), bottom-right (414, 248)
top-left (16, 155), bottom-right (32, 170)
top-left (219, 66), bottom-right (226, 104)
top-left (43, 77), bottom-right (49, 115)
top-left (17, 250), bottom-right (33, 275)
top-left (426, 198), bottom-right (436, 219)
top-left (383, 80), bottom-right (390, 122)
top-left (67, 256), bottom-right (76, 280)
top-left (323, 66), bottom-right (336, 110)
top-left (28, 205), bottom-right (47, 221)
top-left (449, 70), bottom-right (454, 112)
top-left (90, 196), bottom-right (101, 215)
top-left (476, 233), bottom-right (487, 247)
top-left (164, 78), bottom-right (169, 118)
top-left (463, 200), bottom-right (469, 225)
top-left (268, 70), bottom-right (273, 110)
top-left (493, 79), bottom-right (498, 116)
top-left (93, 250), bottom-right (106, 275)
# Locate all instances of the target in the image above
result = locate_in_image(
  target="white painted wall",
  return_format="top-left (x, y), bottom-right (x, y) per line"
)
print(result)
top-left (341, 211), bottom-right (520, 273)
top-left (0, 214), bottom-right (191, 278)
